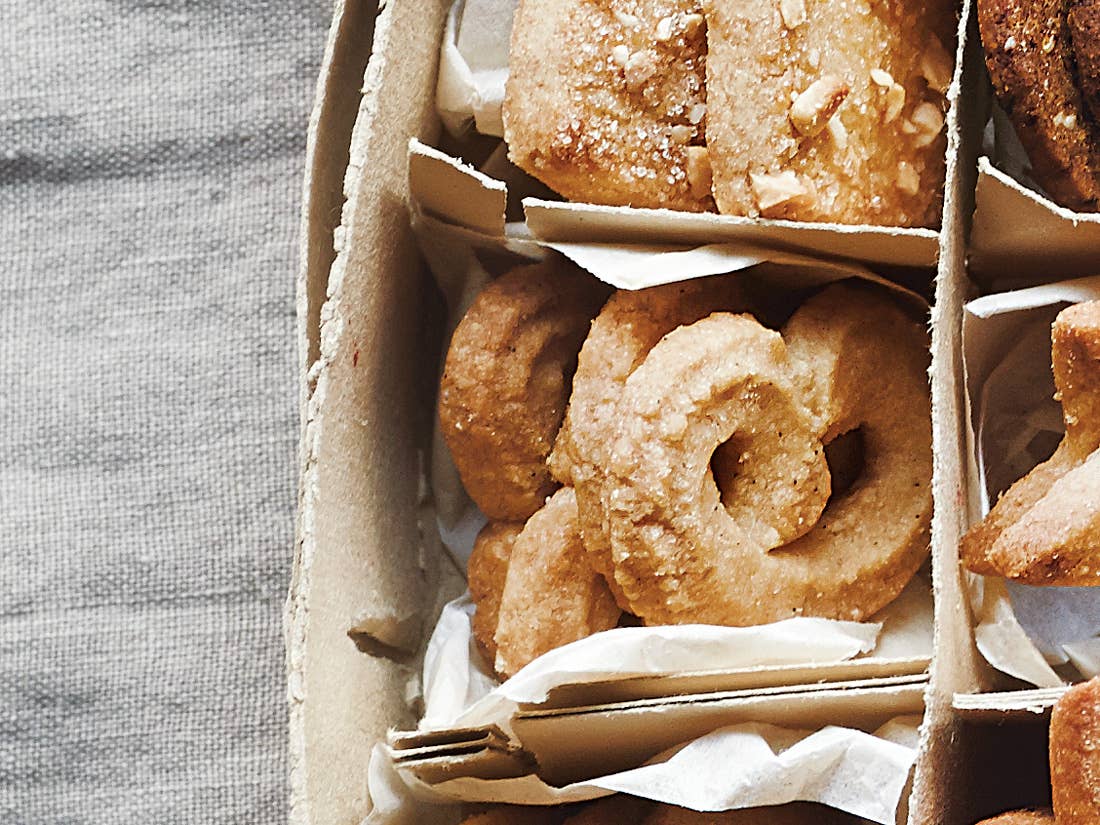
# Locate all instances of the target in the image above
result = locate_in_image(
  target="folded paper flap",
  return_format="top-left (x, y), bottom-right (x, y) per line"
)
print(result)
top-left (388, 724), bottom-right (506, 754)
top-left (408, 138), bottom-right (507, 236)
top-left (524, 199), bottom-right (940, 268)
top-left (952, 687), bottom-right (1068, 717)
top-left (542, 240), bottom-right (934, 308)
top-left (533, 657), bottom-right (932, 710)
top-left (970, 159), bottom-right (1100, 283)
top-left (395, 746), bottom-right (539, 787)
top-left (517, 673), bottom-right (929, 721)
top-left (513, 684), bottom-right (926, 793)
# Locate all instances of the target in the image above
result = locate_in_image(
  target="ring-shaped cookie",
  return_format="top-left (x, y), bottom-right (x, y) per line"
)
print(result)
top-left (603, 283), bottom-right (931, 625)
top-left (553, 275), bottom-right (831, 607)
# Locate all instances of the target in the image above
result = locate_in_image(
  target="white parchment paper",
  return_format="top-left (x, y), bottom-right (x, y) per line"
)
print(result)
top-left (963, 276), bottom-right (1100, 685)
top-left (419, 576), bottom-right (931, 734)
top-left (435, 0), bottom-right (516, 137)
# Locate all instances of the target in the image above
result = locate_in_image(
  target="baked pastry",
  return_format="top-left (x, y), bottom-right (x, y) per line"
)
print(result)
top-left (1069, 0), bottom-right (1100, 126)
top-left (468, 522), bottom-right (524, 665)
top-left (980, 0), bottom-right (1100, 209)
top-left (549, 276), bottom-right (797, 610)
top-left (980, 676), bottom-right (1100, 824)
top-left (961, 301), bottom-right (1100, 584)
top-left (1050, 676), bottom-right (1100, 824)
top-left (595, 285), bottom-right (930, 625)
top-left (973, 812), bottom-right (1054, 824)
top-left (703, 0), bottom-right (954, 225)
top-left (438, 261), bottom-right (609, 521)
top-left (493, 488), bottom-right (622, 678)
top-left (562, 798), bottom-right (860, 824)
top-left (504, 0), bottom-right (712, 210)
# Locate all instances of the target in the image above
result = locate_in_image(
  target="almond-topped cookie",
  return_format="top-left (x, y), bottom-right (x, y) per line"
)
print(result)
top-left (503, 0), bottom-right (712, 211)
top-left (703, 0), bottom-right (955, 226)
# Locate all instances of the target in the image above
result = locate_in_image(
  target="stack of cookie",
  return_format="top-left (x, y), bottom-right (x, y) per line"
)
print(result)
top-left (438, 260), bottom-right (932, 678)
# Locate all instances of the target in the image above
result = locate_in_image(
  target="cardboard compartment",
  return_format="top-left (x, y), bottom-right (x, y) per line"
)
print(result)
top-left (971, 158), bottom-right (1100, 286)
top-left (288, 0), bottom-right (1009, 820)
top-left (955, 279), bottom-right (1100, 692)
top-left (948, 712), bottom-right (1053, 824)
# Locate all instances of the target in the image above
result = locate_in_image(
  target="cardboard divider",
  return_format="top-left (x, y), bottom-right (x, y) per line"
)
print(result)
top-left (953, 687), bottom-right (1067, 718)
top-left (533, 657), bottom-right (930, 710)
top-left (520, 199), bottom-right (939, 269)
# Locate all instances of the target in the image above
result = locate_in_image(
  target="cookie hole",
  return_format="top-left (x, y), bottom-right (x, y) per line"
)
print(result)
top-left (710, 437), bottom-right (744, 508)
top-left (824, 427), bottom-right (865, 505)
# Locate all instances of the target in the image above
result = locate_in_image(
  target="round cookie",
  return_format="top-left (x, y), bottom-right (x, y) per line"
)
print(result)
top-left (1050, 677), bottom-right (1100, 825)
top-left (493, 488), bottom-right (622, 678)
top-left (467, 521), bottom-right (524, 668)
top-left (438, 261), bottom-right (610, 521)
top-left (552, 274), bottom-right (830, 610)
top-left (703, 0), bottom-right (956, 225)
top-left (1069, 0), bottom-right (1100, 126)
top-left (504, 0), bottom-right (712, 210)
top-left (601, 285), bottom-right (931, 626)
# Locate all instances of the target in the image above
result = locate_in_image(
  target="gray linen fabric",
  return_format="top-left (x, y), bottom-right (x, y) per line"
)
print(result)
top-left (0, 2), bottom-right (331, 821)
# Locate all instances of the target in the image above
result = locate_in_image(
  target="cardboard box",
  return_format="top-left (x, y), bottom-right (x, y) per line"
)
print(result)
top-left (287, 0), bottom-right (1095, 821)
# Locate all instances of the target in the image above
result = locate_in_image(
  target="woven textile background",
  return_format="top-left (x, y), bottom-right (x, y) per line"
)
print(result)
top-left (1, 2), bottom-right (331, 821)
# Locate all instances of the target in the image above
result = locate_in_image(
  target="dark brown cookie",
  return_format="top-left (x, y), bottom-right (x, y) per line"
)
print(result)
top-left (979, 0), bottom-right (1100, 209)
top-left (1069, 0), bottom-right (1100, 125)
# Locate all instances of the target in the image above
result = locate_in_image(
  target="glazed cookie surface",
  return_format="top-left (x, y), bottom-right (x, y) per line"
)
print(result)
top-left (504, 0), bottom-right (712, 210)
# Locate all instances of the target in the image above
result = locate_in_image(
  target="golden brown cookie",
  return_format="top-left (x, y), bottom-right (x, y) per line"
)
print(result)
top-left (601, 284), bottom-right (930, 625)
top-left (599, 312), bottom-right (831, 624)
top-left (504, 0), bottom-right (712, 210)
top-left (438, 261), bottom-right (610, 521)
top-left (645, 802), bottom-right (861, 824)
top-left (1050, 676), bottom-right (1100, 824)
top-left (776, 283), bottom-right (933, 617)
top-left (460, 806), bottom-right (570, 825)
top-left (553, 275), bottom-right (829, 611)
top-left (980, 0), bottom-right (1100, 209)
top-left (961, 301), bottom-right (1100, 583)
top-left (494, 488), bottom-right (623, 677)
top-left (561, 795), bottom-right (657, 825)
top-left (564, 799), bottom-right (860, 825)
top-left (467, 521), bottom-right (524, 668)
top-left (703, 0), bottom-right (954, 225)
